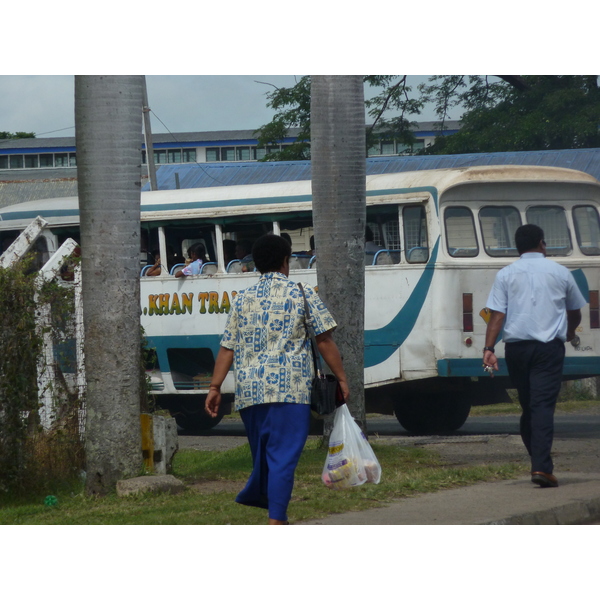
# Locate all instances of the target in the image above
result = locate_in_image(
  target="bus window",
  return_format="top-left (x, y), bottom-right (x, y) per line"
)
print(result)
top-left (367, 207), bottom-right (401, 264)
top-left (526, 206), bottom-right (572, 256)
top-left (573, 205), bottom-right (600, 256)
top-left (403, 205), bottom-right (429, 263)
top-left (479, 206), bottom-right (521, 257)
top-left (444, 206), bottom-right (478, 258)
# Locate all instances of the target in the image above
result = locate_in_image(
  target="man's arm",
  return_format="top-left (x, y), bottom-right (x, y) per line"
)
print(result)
top-left (483, 310), bottom-right (505, 373)
top-left (566, 309), bottom-right (582, 342)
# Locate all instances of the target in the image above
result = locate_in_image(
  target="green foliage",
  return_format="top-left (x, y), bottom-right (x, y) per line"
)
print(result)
top-left (0, 131), bottom-right (36, 139)
top-left (255, 75), bottom-right (600, 159)
top-left (254, 75), bottom-right (425, 159)
top-left (0, 260), bottom-right (43, 491)
top-left (0, 259), bottom-right (83, 495)
top-left (254, 76), bottom-right (312, 161)
top-left (364, 75), bottom-right (423, 150)
top-left (426, 75), bottom-right (600, 154)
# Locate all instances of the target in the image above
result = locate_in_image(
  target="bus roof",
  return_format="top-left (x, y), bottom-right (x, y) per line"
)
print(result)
top-left (1, 165), bottom-right (598, 229)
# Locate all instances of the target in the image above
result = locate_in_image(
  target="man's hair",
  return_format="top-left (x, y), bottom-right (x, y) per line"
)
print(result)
top-left (236, 239), bottom-right (253, 256)
top-left (189, 242), bottom-right (206, 259)
top-left (252, 234), bottom-right (292, 273)
top-left (515, 224), bottom-right (544, 254)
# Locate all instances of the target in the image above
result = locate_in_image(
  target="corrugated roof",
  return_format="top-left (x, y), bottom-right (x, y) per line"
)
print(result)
top-left (1, 121), bottom-right (462, 152)
top-left (142, 148), bottom-right (600, 191)
top-left (0, 179), bottom-right (78, 209)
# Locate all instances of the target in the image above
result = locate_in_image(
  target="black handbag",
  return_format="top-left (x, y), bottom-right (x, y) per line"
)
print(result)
top-left (298, 283), bottom-right (343, 417)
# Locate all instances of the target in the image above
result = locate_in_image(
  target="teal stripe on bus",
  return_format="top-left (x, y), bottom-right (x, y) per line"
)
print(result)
top-left (364, 238), bottom-right (439, 368)
top-left (437, 356), bottom-right (600, 378)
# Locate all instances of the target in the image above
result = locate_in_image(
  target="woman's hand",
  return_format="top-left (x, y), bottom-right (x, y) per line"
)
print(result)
top-left (338, 379), bottom-right (350, 402)
top-left (205, 387), bottom-right (221, 418)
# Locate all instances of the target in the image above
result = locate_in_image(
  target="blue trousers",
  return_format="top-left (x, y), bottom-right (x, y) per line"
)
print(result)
top-left (236, 402), bottom-right (311, 522)
top-left (505, 338), bottom-right (565, 474)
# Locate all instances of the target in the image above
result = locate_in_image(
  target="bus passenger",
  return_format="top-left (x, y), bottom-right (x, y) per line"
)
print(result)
top-left (365, 226), bottom-right (384, 253)
top-left (223, 239), bottom-right (237, 265)
top-left (205, 233), bottom-right (350, 524)
top-left (175, 243), bottom-right (206, 278)
top-left (145, 249), bottom-right (163, 276)
top-left (236, 239), bottom-right (254, 272)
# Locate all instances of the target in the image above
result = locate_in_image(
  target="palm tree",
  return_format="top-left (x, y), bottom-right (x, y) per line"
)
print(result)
top-left (75, 75), bottom-right (144, 494)
top-left (310, 76), bottom-right (366, 434)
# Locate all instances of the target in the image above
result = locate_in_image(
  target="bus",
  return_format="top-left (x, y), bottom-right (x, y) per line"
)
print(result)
top-left (1, 164), bottom-right (600, 433)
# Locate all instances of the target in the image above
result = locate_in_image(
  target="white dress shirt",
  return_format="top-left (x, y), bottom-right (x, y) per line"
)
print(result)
top-left (486, 252), bottom-right (587, 343)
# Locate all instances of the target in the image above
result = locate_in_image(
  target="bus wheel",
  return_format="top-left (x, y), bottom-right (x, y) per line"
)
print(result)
top-left (393, 394), bottom-right (471, 434)
top-left (174, 410), bottom-right (223, 431)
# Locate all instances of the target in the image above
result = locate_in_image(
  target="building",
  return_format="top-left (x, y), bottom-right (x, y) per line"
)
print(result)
top-left (4, 122), bottom-right (600, 208)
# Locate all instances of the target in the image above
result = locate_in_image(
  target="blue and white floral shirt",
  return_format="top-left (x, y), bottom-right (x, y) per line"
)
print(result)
top-left (221, 272), bottom-right (337, 411)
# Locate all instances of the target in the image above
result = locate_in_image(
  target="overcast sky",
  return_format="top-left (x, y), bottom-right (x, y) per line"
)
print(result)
top-left (1, 4), bottom-right (592, 140)
top-left (0, 75), bottom-right (451, 138)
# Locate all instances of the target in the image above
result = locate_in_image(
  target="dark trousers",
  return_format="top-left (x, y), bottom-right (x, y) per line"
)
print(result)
top-left (504, 338), bottom-right (565, 474)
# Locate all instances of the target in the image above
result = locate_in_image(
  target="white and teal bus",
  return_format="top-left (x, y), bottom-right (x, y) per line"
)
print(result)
top-left (2, 164), bottom-right (600, 433)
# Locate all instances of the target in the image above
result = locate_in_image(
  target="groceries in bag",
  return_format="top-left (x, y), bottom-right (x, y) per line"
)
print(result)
top-left (322, 404), bottom-right (382, 489)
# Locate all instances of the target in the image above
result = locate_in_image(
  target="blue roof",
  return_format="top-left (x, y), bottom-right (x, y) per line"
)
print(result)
top-left (143, 148), bottom-right (600, 191)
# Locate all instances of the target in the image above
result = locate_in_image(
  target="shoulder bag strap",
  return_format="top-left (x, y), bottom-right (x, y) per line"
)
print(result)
top-left (297, 283), bottom-right (324, 377)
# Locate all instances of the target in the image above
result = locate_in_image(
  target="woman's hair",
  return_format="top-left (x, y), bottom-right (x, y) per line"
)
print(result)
top-left (252, 234), bottom-right (292, 273)
top-left (515, 224), bottom-right (544, 254)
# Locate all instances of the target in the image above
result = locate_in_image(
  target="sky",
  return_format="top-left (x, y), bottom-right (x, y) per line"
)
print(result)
top-left (2, 3), bottom-right (592, 141)
top-left (0, 75), bottom-right (450, 139)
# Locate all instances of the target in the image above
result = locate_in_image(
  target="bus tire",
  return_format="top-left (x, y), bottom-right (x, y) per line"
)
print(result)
top-left (393, 394), bottom-right (471, 434)
top-left (174, 411), bottom-right (223, 431)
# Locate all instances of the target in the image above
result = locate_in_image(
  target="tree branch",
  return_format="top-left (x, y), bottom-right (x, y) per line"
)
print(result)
top-left (367, 76), bottom-right (407, 135)
top-left (496, 76), bottom-right (530, 91)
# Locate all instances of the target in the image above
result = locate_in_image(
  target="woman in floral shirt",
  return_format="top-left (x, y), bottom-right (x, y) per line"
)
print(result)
top-left (205, 234), bottom-right (349, 524)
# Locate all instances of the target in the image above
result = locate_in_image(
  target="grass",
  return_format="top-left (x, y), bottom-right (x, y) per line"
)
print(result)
top-left (471, 392), bottom-right (600, 417)
top-left (0, 439), bottom-right (525, 525)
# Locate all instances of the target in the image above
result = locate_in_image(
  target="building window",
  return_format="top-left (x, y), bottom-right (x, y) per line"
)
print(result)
top-left (24, 155), bottom-right (39, 168)
top-left (39, 154), bottom-right (54, 167)
top-left (236, 147), bottom-right (251, 161)
top-left (55, 153), bottom-right (69, 167)
top-left (206, 148), bottom-right (220, 162)
top-left (0, 156), bottom-right (8, 169)
top-left (381, 141), bottom-right (395, 155)
top-left (168, 149), bottom-right (181, 164)
top-left (182, 149), bottom-right (196, 163)
top-left (220, 148), bottom-right (235, 161)
top-left (9, 155), bottom-right (23, 169)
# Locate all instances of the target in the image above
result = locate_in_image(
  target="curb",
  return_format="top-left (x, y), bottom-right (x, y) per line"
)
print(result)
top-left (487, 497), bottom-right (600, 525)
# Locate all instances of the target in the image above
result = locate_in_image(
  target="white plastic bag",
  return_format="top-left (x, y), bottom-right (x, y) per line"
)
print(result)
top-left (322, 404), bottom-right (382, 489)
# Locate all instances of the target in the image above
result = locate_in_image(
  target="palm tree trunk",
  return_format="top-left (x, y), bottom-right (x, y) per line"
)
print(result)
top-left (311, 75), bottom-right (367, 433)
top-left (75, 75), bottom-right (144, 494)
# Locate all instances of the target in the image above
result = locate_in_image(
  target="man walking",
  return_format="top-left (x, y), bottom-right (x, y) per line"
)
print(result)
top-left (483, 224), bottom-right (586, 487)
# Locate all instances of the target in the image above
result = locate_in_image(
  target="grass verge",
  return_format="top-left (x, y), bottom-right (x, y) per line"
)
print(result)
top-left (0, 440), bottom-right (525, 525)
top-left (471, 398), bottom-right (600, 417)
